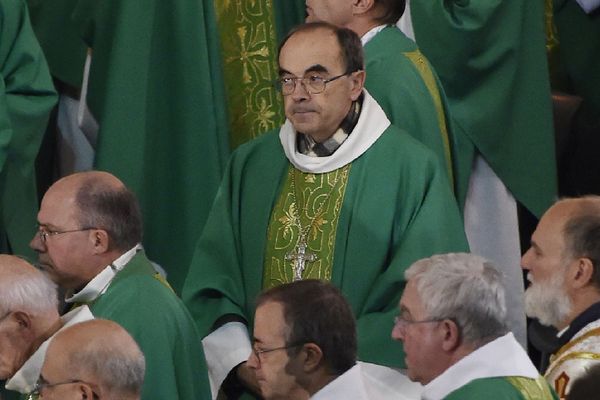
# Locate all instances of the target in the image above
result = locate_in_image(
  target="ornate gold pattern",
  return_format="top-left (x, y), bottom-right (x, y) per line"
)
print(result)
top-left (546, 351), bottom-right (600, 379)
top-left (263, 165), bottom-right (351, 288)
top-left (214, 0), bottom-right (285, 149)
top-left (506, 376), bottom-right (555, 400)
top-left (550, 327), bottom-right (600, 361)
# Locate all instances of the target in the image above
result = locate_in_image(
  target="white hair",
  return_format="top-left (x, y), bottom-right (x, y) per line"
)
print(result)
top-left (0, 260), bottom-right (58, 315)
top-left (406, 253), bottom-right (508, 346)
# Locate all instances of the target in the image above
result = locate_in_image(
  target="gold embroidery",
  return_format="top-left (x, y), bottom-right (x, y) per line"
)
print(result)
top-left (550, 327), bottom-right (600, 361)
top-left (546, 351), bottom-right (600, 379)
top-left (506, 376), bottom-right (555, 400)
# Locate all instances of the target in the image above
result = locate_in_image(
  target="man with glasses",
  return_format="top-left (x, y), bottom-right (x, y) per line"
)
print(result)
top-left (36, 319), bottom-right (144, 400)
top-left (183, 21), bottom-right (467, 398)
top-left (30, 171), bottom-right (211, 400)
top-left (247, 280), bottom-right (418, 399)
top-left (0, 255), bottom-right (92, 400)
top-left (393, 253), bottom-right (556, 399)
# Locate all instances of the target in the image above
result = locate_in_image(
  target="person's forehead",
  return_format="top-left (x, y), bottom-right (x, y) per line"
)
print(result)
top-left (399, 279), bottom-right (422, 312)
top-left (254, 301), bottom-right (288, 342)
top-left (38, 185), bottom-right (80, 227)
top-left (279, 29), bottom-right (343, 74)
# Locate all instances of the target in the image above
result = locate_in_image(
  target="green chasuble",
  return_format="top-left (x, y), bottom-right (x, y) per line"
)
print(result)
top-left (364, 26), bottom-right (457, 196)
top-left (0, 0), bottom-right (57, 256)
top-left (445, 376), bottom-right (558, 400)
top-left (273, 0), bottom-right (306, 42)
top-left (87, 251), bottom-right (211, 400)
top-left (183, 121), bottom-right (468, 369)
top-left (70, 0), bottom-right (230, 293)
top-left (409, 0), bottom-right (557, 217)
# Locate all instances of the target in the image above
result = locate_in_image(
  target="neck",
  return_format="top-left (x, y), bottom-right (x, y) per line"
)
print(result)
top-left (27, 313), bottom-right (61, 359)
top-left (561, 291), bottom-right (600, 330)
top-left (349, 19), bottom-right (382, 38)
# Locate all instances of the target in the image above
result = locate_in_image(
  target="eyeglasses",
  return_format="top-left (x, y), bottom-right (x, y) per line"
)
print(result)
top-left (393, 315), bottom-right (445, 331)
top-left (36, 226), bottom-right (96, 244)
top-left (275, 72), bottom-right (353, 95)
top-left (251, 342), bottom-right (304, 365)
top-left (31, 375), bottom-right (98, 398)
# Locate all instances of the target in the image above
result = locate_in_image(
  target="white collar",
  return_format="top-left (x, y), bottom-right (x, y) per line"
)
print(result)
top-left (5, 306), bottom-right (95, 394)
top-left (65, 244), bottom-right (142, 303)
top-left (279, 90), bottom-right (390, 174)
top-left (361, 24), bottom-right (388, 46)
top-left (311, 364), bottom-right (366, 400)
top-left (422, 333), bottom-right (539, 400)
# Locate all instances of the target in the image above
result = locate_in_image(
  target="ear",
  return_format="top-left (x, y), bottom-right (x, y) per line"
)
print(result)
top-left (570, 257), bottom-right (595, 289)
top-left (12, 311), bottom-right (33, 333)
top-left (89, 229), bottom-right (110, 254)
top-left (349, 70), bottom-right (366, 101)
top-left (351, 0), bottom-right (375, 15)
top-left (301, 343), bottom-right (324, 373)
top-left (78, 382), bottom-right (96, 399)
top-left (440, 319), bottom-right (461, 352)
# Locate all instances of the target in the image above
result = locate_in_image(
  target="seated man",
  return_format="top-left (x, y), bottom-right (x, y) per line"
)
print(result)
top-left (248, 279), bottom-right (421, 399)
top-left (36, 319), bottom-right (145, 400)
top-left (29, 171), bottom-right (211, 400)
top-left (393, 253), bottom-right (556, 399)
top-left (0, 255), bottom-right (93, 398)
top-left (522, 196), bottom-right (600, 398)
top-left (182, 21), bottom-right (467, 397)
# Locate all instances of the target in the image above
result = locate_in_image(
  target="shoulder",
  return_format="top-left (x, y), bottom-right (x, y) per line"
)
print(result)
top-left (445, 377), bottom-right (526, 399)
top-left (227, 128), bottom-right (284, 169)
top-left (368, 124), bottom-right (440, 167)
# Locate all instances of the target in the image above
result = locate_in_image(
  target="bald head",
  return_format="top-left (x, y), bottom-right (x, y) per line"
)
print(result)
top-left (42, 319), bottom-right (145, 400)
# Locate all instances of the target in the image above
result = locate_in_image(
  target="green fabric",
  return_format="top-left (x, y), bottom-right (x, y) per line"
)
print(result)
top-left (445, 376), bottom-right (558, 400)
top-left (410, 0), bottom-right (557, 218)
top-left (88, 251), bottom-right (211, 400)
top-left (213, 0), bottom-right (285, 149)
top-left (182, 125), bottom-right (468, 370)
top-left (70, 0), bottom-right (230, 293)
top-left (26, 0), bottom-right (86, 88)
top-left (0, 0), bottom-right (57, 256)
top-left (364, 26), bottom-right (458, 198)
top-left (273, 0), bottom-right (306, 41)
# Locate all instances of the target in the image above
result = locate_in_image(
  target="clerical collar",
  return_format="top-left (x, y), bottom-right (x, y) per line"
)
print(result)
top-left (557, 301), bottom-right (600, 347)
top-left (361, 24), bottom-right (388, 46)
top-left (65, 244), bottom-right (142, 303)
top-left (296, 94), bottom-right (363, 157)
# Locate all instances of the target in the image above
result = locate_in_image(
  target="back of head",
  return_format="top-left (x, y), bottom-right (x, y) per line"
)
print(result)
top-left (73, 171), bottom-right (143, 252)
top-left (372, 0), bottom-right (406, 24)
top-left (256, 280), bottom-right (356, 375)
top-left (0, 255), bottom-right (58, 317)
top-left (279, 22), bottom-right (364, 74)
top-left (47, 319), bottom-right (145, 399)
top-left (406, 253), bottom-right (508, 347)
top-left (567, 363), bottom-right (600, 400)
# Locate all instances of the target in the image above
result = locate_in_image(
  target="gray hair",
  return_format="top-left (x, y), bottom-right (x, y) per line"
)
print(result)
top-left (0, 256), bottom-right (58, 315)
top-left (405, 253), bottom-right (508, 346)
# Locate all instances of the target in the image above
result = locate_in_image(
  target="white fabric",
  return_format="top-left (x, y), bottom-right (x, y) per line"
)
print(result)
top-left (576, 0), bottom-right (600, 13)
top-left (77, 51), bottom-right (99, 148)
top-left (397, 0), bottom-right (415, 40)
top-left (65, 244), bottom-right (142, 303)
top-left (280, 90), bottom-right (391, 174)
top-left (464, 155), bottom-right (527, 348)
top-left (311, 362), bottom-right (422, 400)
top-left (361, 25), bottom-right (387, 46)
top-left (5, 306), bottom-right (94, 394)
top-left (202, 322), bottom-right (252, 400)
top-left (422, 333), bottom-right (539, 400)
top-left (57, 95), bottom-right (95, 175)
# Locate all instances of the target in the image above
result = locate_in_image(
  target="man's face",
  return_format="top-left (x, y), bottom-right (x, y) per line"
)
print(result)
top-left (0, 312), bottom-right (31, 380)
top-left (305, 0), bottom-right (353, 27)
top-left (278, 28), bottom-right (363, 142)
top-left (522, 203), bottom-right (574, 328)
top-left (247, 301), bottom-right (304, 400)
top-left (29, 184), bottom-right (95, 290)
top-left (391, 280), bottom-right (445, 385)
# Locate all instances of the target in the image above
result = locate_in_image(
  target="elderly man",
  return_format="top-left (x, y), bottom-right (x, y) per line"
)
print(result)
top-left (522, 196), bottom-right (600, 398)
top-left (0, 255), bottom-right (93, 399)
top-left (183, 21), bottom-right (467, 397)
top-left (29, 171), bottom-right (210, 400)
top-left (248, 280), bottom-right (420, 399)
top-left (36, 319), bottom-right (144, 400)
top-left (305, 0), bottom-right (458, 197)
top-left (393, 253), bottom-right (555, 399)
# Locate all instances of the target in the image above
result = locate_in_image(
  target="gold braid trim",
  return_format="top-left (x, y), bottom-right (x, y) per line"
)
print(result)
top-left (506, 376), bottom-right (555, 400)
top-left (546, 351), bottom-right (600, 379)
top-left (550, 327), bottom-right (600, 362)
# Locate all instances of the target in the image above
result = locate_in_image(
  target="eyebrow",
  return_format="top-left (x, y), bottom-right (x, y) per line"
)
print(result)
top-left (279, 64), bottom-right (330, 76)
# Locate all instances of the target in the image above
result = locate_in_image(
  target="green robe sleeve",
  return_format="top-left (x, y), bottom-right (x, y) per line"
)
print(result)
top-left (409, 0), bottom-right (557, 217)
top-left (0, 0), bottom-right (57, 255)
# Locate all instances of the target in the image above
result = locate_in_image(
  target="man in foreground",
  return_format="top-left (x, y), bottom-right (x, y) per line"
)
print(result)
top-left (30, 170), bottom-right (211, 399)
top-left (522, 196), bottom-right (600, 398)
top-left (182, 22), bottom-right (467, 396)
top-left (393, 253), bottom-right (555, 399)
top-left (37, 319), bottom-right (145, 400)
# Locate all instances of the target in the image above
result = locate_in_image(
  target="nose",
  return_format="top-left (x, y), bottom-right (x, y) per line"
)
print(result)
top-left (290, 79), bottom-right (310, 101)
top-left (29, 231), bottom-right (44, 253)
top-left (521, 248), bottom-right (533, 271)
top-left (246, 350), bottom-right (259, 370)
top-left (391, 324), bottom-right (405, 342)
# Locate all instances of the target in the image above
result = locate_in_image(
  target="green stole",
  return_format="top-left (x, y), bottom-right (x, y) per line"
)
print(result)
top-left (263, 164), bottom-right (351, 288)
top-left (506, 376), bottom-right (557, 399)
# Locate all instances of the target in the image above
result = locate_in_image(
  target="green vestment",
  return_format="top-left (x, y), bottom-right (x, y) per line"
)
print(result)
top-left (444, 376), bottom-right (558, 400)
top-left (183, 122), bottom-right (468, 369)
top-left (364, 26), bottom-right (456, 195)
top-left (70, 0), bottom-right (230, 293)
top-left (408, 0), bottom-right (557, 217)
top-left (0, 0), bottom-right (56, 256)
top-left (87, 251), bottom-right (211, 400)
